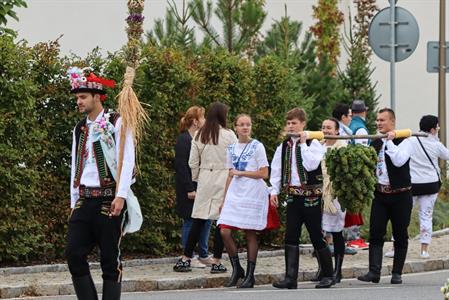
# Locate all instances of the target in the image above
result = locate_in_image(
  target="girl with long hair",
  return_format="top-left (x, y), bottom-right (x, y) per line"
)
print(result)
top-left (174, 102), bottom-right (237, 273)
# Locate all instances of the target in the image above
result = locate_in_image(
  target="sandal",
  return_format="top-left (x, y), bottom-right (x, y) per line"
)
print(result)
top-left (173, 258), bottom-right (192, 272)
top-left (210, 263), bottom-right (227, 274)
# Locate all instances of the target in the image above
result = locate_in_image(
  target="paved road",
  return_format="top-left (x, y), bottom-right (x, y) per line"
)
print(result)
top-left (16, 270), bottom-right (449, 300)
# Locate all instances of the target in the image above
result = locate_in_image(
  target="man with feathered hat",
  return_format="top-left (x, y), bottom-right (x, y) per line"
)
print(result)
top-left (66, 67), bottom-right (142, 300)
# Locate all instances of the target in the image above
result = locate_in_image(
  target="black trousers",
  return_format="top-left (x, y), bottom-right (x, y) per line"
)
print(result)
top-left (66, 196), bottom-right (126, 282)
top-left (369, 190), bottom-right (413, 250)
top-left (184, 218), bottom-right (224, 259)
top-left (284, 195), bottom-right (326, 250)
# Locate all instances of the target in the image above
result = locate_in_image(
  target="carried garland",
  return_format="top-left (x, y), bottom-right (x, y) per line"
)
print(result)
top-left (325, 144), bottom-right (377, 214)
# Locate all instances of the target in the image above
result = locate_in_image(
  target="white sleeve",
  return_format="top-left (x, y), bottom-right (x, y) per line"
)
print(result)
top-left (354, 128), bottom-right (369, 146)
top-left (255, 143), bottom-right (269, 169)
top-left (70, 127), bottom-right (79, 208)
top-left (301, 139), bottom-right (325, 171)
top-left (438, 142), bottom-right (449, 160)
top-left (115, 117), bottom-right (136, 199)
top-left (385, 139), bottom-right (413, 167)
top-left (269, 145), bottom-right (282, 195)
top-left (226, 145), bottom-right (234, 169)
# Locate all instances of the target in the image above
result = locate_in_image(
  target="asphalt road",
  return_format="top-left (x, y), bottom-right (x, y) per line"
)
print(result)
top-left (17, 269), bottom-right (449, 300)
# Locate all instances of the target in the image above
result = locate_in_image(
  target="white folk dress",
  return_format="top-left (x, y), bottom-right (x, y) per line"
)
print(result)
top-left (217, 140), bottom-right (269, 230)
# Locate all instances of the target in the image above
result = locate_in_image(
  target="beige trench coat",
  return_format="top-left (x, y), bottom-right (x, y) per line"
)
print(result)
top-left (189, 128), bottom-right (237, 220)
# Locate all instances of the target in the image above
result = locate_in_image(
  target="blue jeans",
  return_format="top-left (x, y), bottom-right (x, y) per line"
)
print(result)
top-left (181, 218), bottom-right (212, 259)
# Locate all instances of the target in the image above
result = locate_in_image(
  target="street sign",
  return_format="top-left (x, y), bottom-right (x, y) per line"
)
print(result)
top-left (369, 6), bottom-right (419, 62)
top-left (427, 41), bottom-right (449, 73)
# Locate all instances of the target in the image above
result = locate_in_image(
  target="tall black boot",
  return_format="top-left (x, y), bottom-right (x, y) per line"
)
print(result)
top-left (224, 255), bottom-right (245, 287)
top-left (357, 244), bottom-right (383, 283)
top-left (102, 280), bottom-right (121, 300)
top-left (315, 247), bottom-right (335, 289)
top-left (391, 247), bottom-right (407, 284)
top-left (333, 254), bottom-right (344, 284)
top-left (72, 274), bottom-right (98, 300)
top-left (310, 250), bottom-right (322, 282)
top-left (272, 244), bottom-right (299, 289)
top-left (238, 261), bottom-right (256, 288)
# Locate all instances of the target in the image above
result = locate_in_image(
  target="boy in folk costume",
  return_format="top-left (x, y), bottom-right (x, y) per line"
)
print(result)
top-left (270, 108), bottom-right (334, 289)
top-left (66, 67), bottom-right (142, 300)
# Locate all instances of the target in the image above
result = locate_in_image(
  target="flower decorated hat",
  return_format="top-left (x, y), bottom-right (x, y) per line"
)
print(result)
top-left (67, 67), bottom-right (116, 98)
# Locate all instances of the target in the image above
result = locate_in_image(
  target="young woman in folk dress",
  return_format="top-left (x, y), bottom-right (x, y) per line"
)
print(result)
top-left (218, 114), bottom-right (270, 288)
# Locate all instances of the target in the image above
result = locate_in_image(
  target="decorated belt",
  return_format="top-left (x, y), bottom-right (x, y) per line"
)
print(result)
top-left (79, 185), bottom-right (115, 198)
top-left (376, 184), bottom-right (411, 194)
top-left (287, 185), bottom-right (323, 197)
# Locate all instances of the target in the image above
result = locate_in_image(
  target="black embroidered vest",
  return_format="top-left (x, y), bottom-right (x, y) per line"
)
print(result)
top-left (371, 138), bottom-right (411, 190)
top-left (280, 138), bottom-right (323, 189)
top-left (73, 110), bottom-right (120, 188)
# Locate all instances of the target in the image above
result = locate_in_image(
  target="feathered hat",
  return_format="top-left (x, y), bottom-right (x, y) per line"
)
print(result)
top-left (67, 67), bottom-right (116, 99)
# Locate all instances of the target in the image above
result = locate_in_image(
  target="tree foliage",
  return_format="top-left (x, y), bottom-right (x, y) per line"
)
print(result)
top-left (0, 0), bottom-right (27, 36)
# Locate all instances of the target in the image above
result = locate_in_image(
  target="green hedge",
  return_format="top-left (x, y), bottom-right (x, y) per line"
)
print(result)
top-left (2, 36), bottom-right (446, 264)
top-left (0, 37), bottom-right (312, 264)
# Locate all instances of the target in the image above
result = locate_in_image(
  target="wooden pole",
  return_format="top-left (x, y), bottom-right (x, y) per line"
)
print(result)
top-left (287, 132), bottom-right (428, 140)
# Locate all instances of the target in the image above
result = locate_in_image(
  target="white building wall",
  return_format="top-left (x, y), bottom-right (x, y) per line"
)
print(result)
top-left (9, 0), bottom-right (449, 137)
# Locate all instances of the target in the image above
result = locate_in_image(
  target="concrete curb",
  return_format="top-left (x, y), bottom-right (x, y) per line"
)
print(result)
top-left (2, 226), bottom-right (447, 277)
top-left (1, 257), bottom-right (448, 299)
top-left (0, 246), bottom-right (314, 276)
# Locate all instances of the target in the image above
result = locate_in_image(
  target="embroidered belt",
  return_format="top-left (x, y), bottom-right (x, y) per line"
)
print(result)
top-left (287, 185), bottom-right (323, 197)
top-left (376, 184), bottom-right (411, 194)
top-left (79, 185), bottom-right (115, 198)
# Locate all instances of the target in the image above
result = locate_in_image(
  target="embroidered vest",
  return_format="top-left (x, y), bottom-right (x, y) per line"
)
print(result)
top-left (280, 139), bottom-right (323, 189)
top-left (73, 110), bottom-right (120, 188)
top-left (371, 138), bottom-right (411, 190)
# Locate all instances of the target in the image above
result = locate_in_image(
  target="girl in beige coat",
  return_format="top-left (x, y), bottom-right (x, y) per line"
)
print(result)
top-left (174, 102), bottom-right (237, 273)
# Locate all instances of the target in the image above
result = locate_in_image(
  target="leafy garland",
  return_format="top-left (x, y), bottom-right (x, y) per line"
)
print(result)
top-left (325, 144), bottom-right (377, 213)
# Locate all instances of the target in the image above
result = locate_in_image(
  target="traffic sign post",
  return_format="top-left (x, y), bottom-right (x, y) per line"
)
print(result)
top-left (427, 42), bottom-right (449, 73)
top-left (368, 1), bottom-right (419, 111)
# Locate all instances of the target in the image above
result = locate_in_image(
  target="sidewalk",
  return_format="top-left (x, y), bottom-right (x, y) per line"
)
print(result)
top-left (1, 234), bottom-right (448, 299)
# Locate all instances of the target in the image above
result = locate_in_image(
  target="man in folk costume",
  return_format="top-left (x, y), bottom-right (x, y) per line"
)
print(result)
top-left (66, 67), bottom-right (142, 300)
top-left (270, 108), bottom-right (334, 289)
top-left (358, 108), bottom-right (414, 285)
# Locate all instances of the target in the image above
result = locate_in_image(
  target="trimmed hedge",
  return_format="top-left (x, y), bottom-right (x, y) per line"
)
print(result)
top-left (0, 37), bottom-right (311, 264)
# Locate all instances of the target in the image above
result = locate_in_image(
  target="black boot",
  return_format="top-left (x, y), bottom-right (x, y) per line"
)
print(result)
top-left (315, 247), bottom-right (335, 289)
top-left (358, 244), bottom-right (383, 283)
top-left (333, 254), bottom-right (344, 284)
top-left (102, 280), bottom-right (121, 300)
top-left (272, 244), bottom-right (299, 289)
top-left (72, 275), bottom-right (98, 300)
top-left (391, 247), bottom-right (407, 284)
top-left (238, 261), bottom-right (256, 288)
top-left (224, 255), bottom-right (245, 287)
top-left (310, 250), bottom-right (322, 282)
